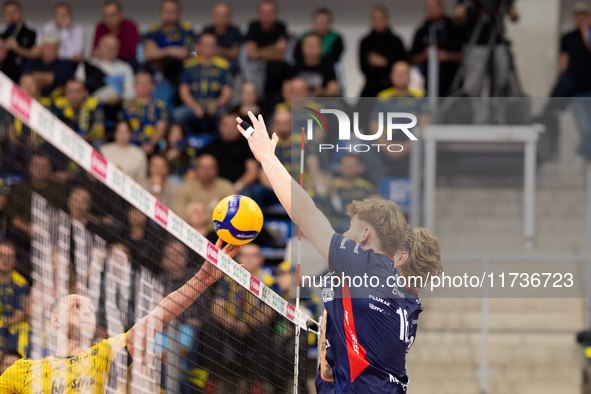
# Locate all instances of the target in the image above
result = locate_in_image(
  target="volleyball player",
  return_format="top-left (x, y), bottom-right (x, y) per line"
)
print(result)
top-left (0, 239), bottom-right (239, 393)
top-left (237, 112), bottom-right (442, 393)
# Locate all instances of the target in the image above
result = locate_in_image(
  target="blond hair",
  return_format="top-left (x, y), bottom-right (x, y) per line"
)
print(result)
top-left (399, 226), bottom-right (442, 286)
top-left (347, 199), bottom-right (407, 257)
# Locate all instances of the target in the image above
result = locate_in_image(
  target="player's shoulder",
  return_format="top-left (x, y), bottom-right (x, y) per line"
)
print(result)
top-left (212, 56), bottom-right (230, 70)
top-left (11, 270), bottom-right (28, 287)
top-left (85, 96), bottom-right (100, 109)
top-left (181, 21), bottom-right (193, 32)
top-left (183, 56), bottom-right (200, 68)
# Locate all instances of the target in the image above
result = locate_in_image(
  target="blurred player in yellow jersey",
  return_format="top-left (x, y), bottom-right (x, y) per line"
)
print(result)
top-left (0, 240), bottom-right (239, 393)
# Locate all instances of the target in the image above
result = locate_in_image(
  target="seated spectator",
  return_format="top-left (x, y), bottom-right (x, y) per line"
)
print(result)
top-left (23, 34), bottom-right (74, 98)
top-left (330, 153), bottom-right (374, 218)
top-left (289, 33), bottom-right (338, 97)
top-left (144, 0), bottom-right (194, 87)
top-left (0, 39), bottom-right (12, 79)
top-left (201, 113), bottom-right (258, 193)
top-left (120, 70), bottom-right (168, 154)
top-left (75, 34), bottom-right (135, 105)
top-left (210, 243), bottom-right (275, 392)
top-left (0, 349), bottom-right (21, 373)
top-left (245, 0), bottom-right (289, 100)
top-left (378, 60), bottom-right (425, 98)
top-left (0, 241), bottom-right (29, 358)
top-left (52, 79), bottom-right (105, 147)
top-left (0, 0), bottom-right (38, 82)
top-left (92, 0), bottom-right (138, 64)
top-left (174, 33), bottom-right (232, 134)
top-left (119, 206), bottom-right (163, 271)
top-left (411, 0), bottom-right (463, 97)
top-left (140, 154), bottom-right (181, 209)
top-left (174, 154), bottom-right (234, 220)
top-left (202, 3), bottom-right (243, 74)
top-left (230, 81), bottom-right (262, 119)
top-left (100, 121), bottom-right (148, 182)
top-left (293, 8), bottom-right (344, 65)
top-left (4, 73), bottom-right (45, 175)
top-left (275, 76), bottom-right (311, 111)
top-left (359, 5), bottom-right (408, 97)
top-left (42, 2), bottom-right (85, 63)
top-left (6, 154), bottom-right (65, 246)
top-left (185, 201), bottom-right (216, 242)
top-left (163, 123), bottom-right (196, 179)
top-left (275, 261), bottom-right (318, 319)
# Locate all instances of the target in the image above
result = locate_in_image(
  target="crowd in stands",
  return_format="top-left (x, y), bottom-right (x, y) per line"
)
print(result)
top-left (0, 0), bottom-right (590, 389)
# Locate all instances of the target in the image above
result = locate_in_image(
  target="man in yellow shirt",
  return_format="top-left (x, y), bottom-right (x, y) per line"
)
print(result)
top-left (0, 240), bottom-right (239, 393)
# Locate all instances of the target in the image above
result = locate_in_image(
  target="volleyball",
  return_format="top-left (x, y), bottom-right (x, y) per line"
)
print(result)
top-left (212, 195), bottom-right (264, 245)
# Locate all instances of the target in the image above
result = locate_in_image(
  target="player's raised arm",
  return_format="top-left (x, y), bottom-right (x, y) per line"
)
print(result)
top-left (236, 112), bottom-right (334, 261)
top-left (126, 239), bottom-right (240, 359)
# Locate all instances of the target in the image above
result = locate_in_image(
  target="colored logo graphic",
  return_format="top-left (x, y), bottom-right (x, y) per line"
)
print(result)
top-left (303, 107), bottom-right (328, 134)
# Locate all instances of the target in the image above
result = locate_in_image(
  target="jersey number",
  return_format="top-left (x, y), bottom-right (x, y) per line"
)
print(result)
top-left (396, 307), bottom-right (415, 351)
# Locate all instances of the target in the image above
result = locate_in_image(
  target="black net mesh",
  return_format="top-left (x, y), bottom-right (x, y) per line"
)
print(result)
top-left (0, 75), bottom-right (308, 393)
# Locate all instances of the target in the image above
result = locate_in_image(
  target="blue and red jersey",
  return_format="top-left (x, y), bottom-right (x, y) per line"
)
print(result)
top-left (317, 233), bottom-right (422, 393)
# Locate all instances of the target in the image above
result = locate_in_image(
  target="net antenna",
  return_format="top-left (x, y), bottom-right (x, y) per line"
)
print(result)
top-left (292, 124), bottom-right (308, 394)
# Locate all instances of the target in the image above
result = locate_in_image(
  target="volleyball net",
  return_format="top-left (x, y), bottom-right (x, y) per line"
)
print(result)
top-left (0, 72), bottom-right (310, 393)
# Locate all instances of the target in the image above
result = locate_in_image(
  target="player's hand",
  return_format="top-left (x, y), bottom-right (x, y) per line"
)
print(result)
top-left (236, 111), bottom-right (279, 162)
top-left (198, 239), bottom-right (241, 286)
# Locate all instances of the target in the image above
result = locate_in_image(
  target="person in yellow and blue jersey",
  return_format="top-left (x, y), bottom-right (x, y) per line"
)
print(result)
top-left (120, 71), bottom-right (169, 155)
top-left (0, 242), bottom-right (29, 360)
top-left (144, 0), bottom-right (195, 87)
top-left (174, 33), bottom-right (232, 134)
top-left (0, 240), bottom-right (239, 394)
top-left (51, 79), bottom-right (105, 148)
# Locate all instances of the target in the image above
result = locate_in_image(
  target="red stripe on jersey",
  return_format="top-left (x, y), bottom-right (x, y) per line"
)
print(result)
top-left (342, 284), bottom-right (369, 382)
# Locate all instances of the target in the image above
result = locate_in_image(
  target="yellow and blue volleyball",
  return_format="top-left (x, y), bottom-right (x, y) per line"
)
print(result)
top-left (212, 195), bottom-right (264, 245)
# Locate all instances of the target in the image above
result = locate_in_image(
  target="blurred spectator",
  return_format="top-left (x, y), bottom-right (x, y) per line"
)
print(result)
top-left (42, 2), bottom-right (85, 63)
top-left (289, 33), bottom-right (338, 97)
top-left (293, 8), bottom-right (344, 65)
top-left (6, 154), bottom-right (64, 242)
top-left (210, 243), bottom-right (275, 392)
top-left (454, 0), bottom-right (519, 97)
top-left (374, 61), bottom-right (429, 177)
top-left (140, 154), bottom-right (181, 209)
top-left (119, 206), bottom-right (163, 271)
top-left (201, 113), bottom-right (258, 193)
top-left (4, 74), bottom-right (44, 175)
top-left (174, 33), bottom-right (232, 134)
top-left (275, 261), bottom-right (318, 319)
top-left (276, 76), bottom-right (310, 111)
top-left (163, 123), bottom-right (196, 178)
top-left (92, 0), bottom-right (138, 64)
top-left (100, 121), bottom-right (148, 182)
top-left (245, 0), bottom-right (289, 101)
top-left (0, 241), bottom-right (29, 358)
top-left (23, 34), bottom-right (74, 98)
top-left (559, 2), bottom-right (591, 161)
top-left (174, 154), bottom-right (234, 220)
top-left (0, 0), bottom-right (38, 82)
top-left (378, 60), bottom-right (425, 98)
top-left (411, 0), bottom-right (464, 96)
top-left (230, 81), bottom-right (262, 119)
top-left (331, 154), bottom-right (374, 217)
top-left (0, 39), bottom-right (12, 78)
top-left (202, 3), bottom-right (243, 74)
top-left (185, 201), bottom-right (216, 242)
top-left (359, 5), bottom-right (408, 97)
top-left (144, 0), bottom-right (194, 87)
top-left (52, 79), bottom-right (105, 147)
top-left (0, 349), bottom-right (21, 373)
top-left (120, 71), bottom-right (168, 154)
top-left (76, 34), bottom-right (135, 105)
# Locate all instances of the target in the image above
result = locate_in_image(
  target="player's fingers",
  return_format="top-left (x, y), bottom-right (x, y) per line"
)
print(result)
top-left (215, 238), bottom-right (223, 249)
top-left (247, 111), bottom-right (258, 127)
top-left (271, 132), bottom-right (279, 150)
top-left (235, 117), bottom-right (247, 135)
